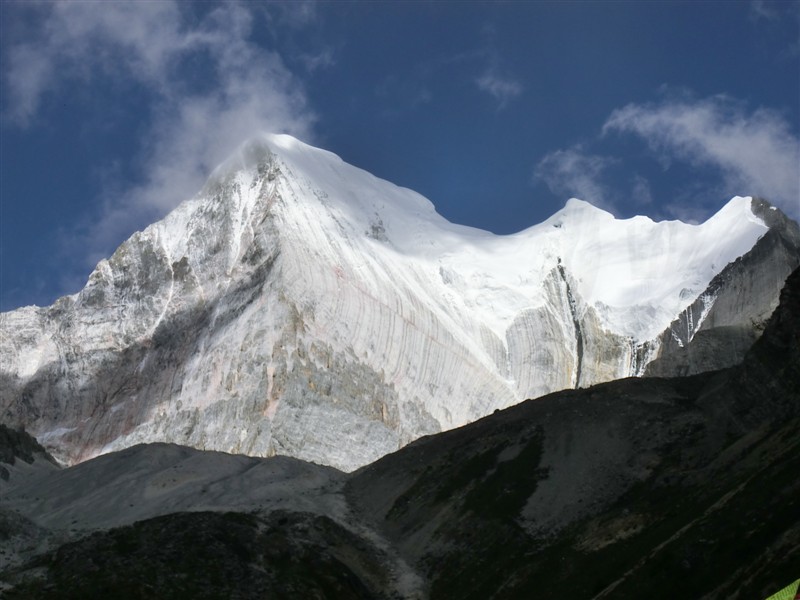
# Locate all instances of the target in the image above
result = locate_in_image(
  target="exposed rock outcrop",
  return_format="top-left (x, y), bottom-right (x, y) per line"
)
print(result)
top-left (645, 198), bottom-right (800, 377)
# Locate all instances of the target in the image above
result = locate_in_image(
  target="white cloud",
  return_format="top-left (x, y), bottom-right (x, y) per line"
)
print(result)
top-left (603, 95), bottom-right (800, 217)
top-left (6, 2), bottom-right (185, 124)
top-left (4, 2), bottom-right (315, 266)
top-left (475, 69), bottom-right (522, 109)
top-left (533, 146), bottom-right (617, 210)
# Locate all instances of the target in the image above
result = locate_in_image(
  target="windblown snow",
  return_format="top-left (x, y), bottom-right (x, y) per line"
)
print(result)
top-left (0, 134), bottom-right (769, 470)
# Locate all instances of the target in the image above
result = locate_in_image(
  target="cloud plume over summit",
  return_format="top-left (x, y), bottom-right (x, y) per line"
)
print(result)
top-left (4, 2), bottom-right (315, 264)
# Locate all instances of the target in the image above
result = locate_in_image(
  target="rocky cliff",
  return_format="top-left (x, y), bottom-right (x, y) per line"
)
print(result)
top-left (1, 270), bottom-right (797, 598)
top-left (645, 198), bottom-right (800, 377)
top-left (344, 268), bottom-right (800, 599)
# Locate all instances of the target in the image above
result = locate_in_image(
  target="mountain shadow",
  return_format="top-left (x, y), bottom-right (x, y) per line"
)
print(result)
top-left (346, 267), bottom-right (800, 599)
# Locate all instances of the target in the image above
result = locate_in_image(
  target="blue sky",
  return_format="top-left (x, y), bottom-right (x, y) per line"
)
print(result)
top-left (1, 1), bottom-right (798, 311)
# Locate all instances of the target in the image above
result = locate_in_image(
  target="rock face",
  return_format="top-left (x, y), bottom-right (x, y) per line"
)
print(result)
top-left (0, 425), bottom-right (55, 477)
top-left (344, 267), bottom-right (800, 599)
top-left (0, 426), bottom-right (60, 574)
top-left (645, 198), bottom-right (800, 377)
top-left (0, 134), bottom-right (795, 471)
top-left (2, 269), bottom-right (798, 599)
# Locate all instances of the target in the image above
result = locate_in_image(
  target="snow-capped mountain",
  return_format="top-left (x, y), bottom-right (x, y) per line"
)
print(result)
top-left (1, 134), bottom-right (797, 470)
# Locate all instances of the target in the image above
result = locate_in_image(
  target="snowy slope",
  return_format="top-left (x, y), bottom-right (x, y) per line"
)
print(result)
top-left (0, 134), bottom-right (776, 471)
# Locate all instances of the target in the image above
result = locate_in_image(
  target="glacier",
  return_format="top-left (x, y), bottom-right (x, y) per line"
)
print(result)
top-left (0, 133), bottom-right (792, 471)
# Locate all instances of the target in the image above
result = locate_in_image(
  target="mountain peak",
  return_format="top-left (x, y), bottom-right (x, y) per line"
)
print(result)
top-left (545, 198), bottom-right (616, 226)
top-left (710, 195), bottom-right (762, 224)
top-left (206, 132), bottom-right (323, 181)
top-left (2, 135), bottom-right (795, 473)
top-left (563, 197), bottom-right (611, 213)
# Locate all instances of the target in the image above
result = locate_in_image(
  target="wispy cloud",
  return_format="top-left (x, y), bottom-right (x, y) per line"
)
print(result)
top-left (750, 0), bottom-right (778, 21)
top-left (6, 2), bottom-right (184, 126)
top-left (603, 95), bottom-right (800, 218)
top-left (630, 174), bottom-right (654, 206)
top-left (299, 48), bottom-right (336, 73)
top-left (471, 23), bottom-right (523, 110)
top-left (533, 146), bottom-right (617, 210)
top-left (748, 0), bottom-right (800, 58)
top-left (4, 2), bottom-right (315, 269)
top-left (475, 68), bottom-right (523, 109)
